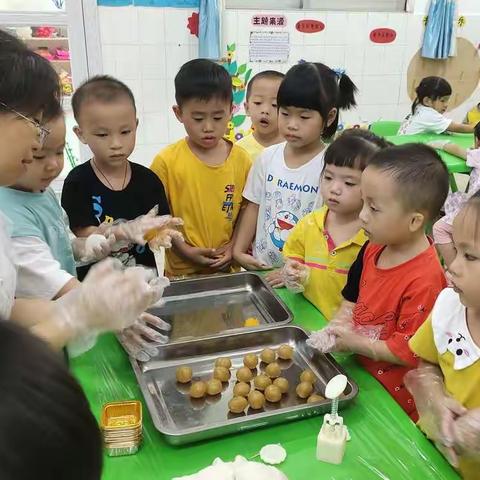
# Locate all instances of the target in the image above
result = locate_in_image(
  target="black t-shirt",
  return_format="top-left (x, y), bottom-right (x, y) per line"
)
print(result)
top-left (61, 160), bottom-right (169, 280)
top-left (341, 241), bottom-right (369, 303)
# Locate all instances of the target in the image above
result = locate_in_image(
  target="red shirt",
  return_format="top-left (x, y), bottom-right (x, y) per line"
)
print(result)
top-left (346, 241), bottom-right (446, 420)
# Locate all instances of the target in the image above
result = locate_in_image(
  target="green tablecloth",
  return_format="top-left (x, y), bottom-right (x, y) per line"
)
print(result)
top-left (386, 133), bottom-right (474, 174)
top-left (71, 290), bottom-right (460, 480)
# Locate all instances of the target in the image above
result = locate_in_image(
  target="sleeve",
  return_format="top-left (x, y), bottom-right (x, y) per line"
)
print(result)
top-left (466, 148), bottom-right (480, 169)
top-left (145, 169), bottom-right (170, 217)
top-left (61, 172), bottom-right (96, 229)
top-left (341, 241), bottom-right (368, 303)
top-left (283, 215), bottom-right (307, 262)
top-left (386, 281), bottom-right (442, 367)
top-left (242, 150), bottom-right (267, 205)
top-left (419, 108), bottom-right (452, 134)
top-left (13, 236), bottom-right (74, 300)
top-left (150, 151), bottom-right (169, 196)
top-left (409, 316), bottom-right (440, 365)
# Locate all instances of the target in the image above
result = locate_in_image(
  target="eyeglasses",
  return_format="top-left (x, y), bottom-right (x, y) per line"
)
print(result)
top-left (0, 101), bottom-right (51, 146)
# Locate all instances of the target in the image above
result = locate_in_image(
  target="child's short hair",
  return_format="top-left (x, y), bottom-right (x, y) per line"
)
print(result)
top-left (245, 70), bottom-right (285, 100)
top-left (324, 129), bottom-right (388, 171)
top-left (369, 144), bottom-right (449, 221)
top-left (72, 75), bottom-right (136, 122)
top-left (277, 62), bottom-right (357, 140)
top-left (175, 59), bottom-right (232, 106)
top-left (412, 76), bottom-right (452, 114)
top-left (475, 121), bottom-right (480, 140)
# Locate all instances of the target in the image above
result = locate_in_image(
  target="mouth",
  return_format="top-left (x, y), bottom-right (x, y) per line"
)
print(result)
top-left (450, 280), bottom-right (462, 294)
top-left (259, 118), bottom-right (270, 127)
top-left (202, 136), bottom-right (217, 144)
top-left (278, 219), bottom-right (294, 230)
top-left (362, 228), bottom-right (370, 237)
top-left (110, 154), bottom-right (125, 159)
top-left (285, 134), bottom-right (300, 141)
top-left (327, 198), bottom-right (340, 206)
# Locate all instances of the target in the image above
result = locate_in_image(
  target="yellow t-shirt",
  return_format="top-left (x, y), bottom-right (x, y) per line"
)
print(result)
top-left (466, 106), bottom-right (480, 126)
top-left (410, 288), bottom-right (480, 480)
top-left (283, 205), bottom-right (367, 320)
top-left (236, 133), bottom-right (264, 163)
top-left (150, 138), bottom-right (252, 276)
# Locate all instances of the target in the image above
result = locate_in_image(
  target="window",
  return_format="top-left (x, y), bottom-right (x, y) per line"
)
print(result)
top-left (226, 0), bottom-right (406, 12)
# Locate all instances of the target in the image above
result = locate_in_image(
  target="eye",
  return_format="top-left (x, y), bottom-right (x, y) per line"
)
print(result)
top-left (280, 111), bottom-right (288, 116)
top-left (253, 102), bottom-right (261, 106)
top-left (465, 253), bottom-right (478, 261)
top-left (95, 133), bottom-right (108, 138)
top-left (272, 103), bottom-right (277, 108)
top-left (214, 117), bottom-right (224, 121)
top-left (121, 130), bottom-right (131, 135)
top-left (345, 182), bottom-right (356, 187)
top-left (323, 174), bottom-right (332, 181)
top-left (300, 116), bottom-right (311, 120)
top-left (193, 117), bottom-right (203, 122)
top-left (33, 155), bottom-right (46, 160)
top-left (369, 204), bottom-right (378, 212)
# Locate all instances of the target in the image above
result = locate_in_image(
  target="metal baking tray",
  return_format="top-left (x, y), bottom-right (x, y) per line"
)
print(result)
top-left (147, 272), bottom-right (293, 343)
top-left (131, 326), bottom-right (358, 445)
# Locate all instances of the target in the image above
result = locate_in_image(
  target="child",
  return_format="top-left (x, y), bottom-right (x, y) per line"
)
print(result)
top-left (399, 76), bottom-right (474, 135)
top-left (466, 102), bottom-right (480, 126)
top-left (408, 194), bottom-right (480, 480)
top-left (431, 121), bottom-right (480, 266)
top-left (150, 59), bottom-right (252, 277)
top-left (62, 75), bottom-right (171, 280)
top-left (233, 62), bottom-right (358, 279)
top-left (236, 70), bottom-right (285, 162)
top-left (282, 129), bottom-right (389, 320)
top-left (308, 144), bottom-right (449, 420)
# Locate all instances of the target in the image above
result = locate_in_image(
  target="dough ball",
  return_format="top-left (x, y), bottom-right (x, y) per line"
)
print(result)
top-left (206, 378), bottom-right (223, 396)
top-left (236, 367), bottom-right (254, 383)
top-left (265, 362), bottom-right (281, 379)
top-left (307, 394), bottom-right (325, 404)
top-left (264, 385), bottom-right (282, 403)
top-left (273, 377), bottom-right (289, 394)
top-left (215, 357), bottom-right (232, 369)
top-left (254, 374), bottom-right (272, 391)
top-left (233, 382), bottom-right (251, 397)
top-left (296, 381), bottom-right (314, 399)
top-left (228, 396), bottom-right (248, 414)
top-left (243, 353), bottom-right (259, 369)
top-left (277, 344), bottom-right (294, 360)
top-left (189, 381), bottom-right (207, 399)
top-left (248, 390), bottom-right (266, 410)
top-left (300, 369), bottom-right (316, 384)
top-left (176, 366), bottom-right (193, 384)
top-left (260, 348), bottom-right (276, 364)
top-left (213, 366), bottom-right (231, 382)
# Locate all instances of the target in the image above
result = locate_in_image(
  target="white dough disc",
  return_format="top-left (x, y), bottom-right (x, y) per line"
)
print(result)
top-left (325, 374), bottom-right (348, 400)
top-left (259, 444), bottom-right (287, 465)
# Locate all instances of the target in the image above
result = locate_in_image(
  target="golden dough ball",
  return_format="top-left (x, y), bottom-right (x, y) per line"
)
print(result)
top-left (228, 396), bottom-right (248, 414)
top-left (300, 369), bottom-right (316, 384)
top-left (296, 381), bottom-right (314, 399)
top-left (206, 378), bottom-right (223, 396)
top-left (213, 366), bottom-right (231, 382)
top-left (277, 344), bottom-right (294, 360)
top-left (265, 362), bottom-right (281, 379)
top-left (248, 390), bottom-right (266, 410)
top-left (264, 385), bottom-right (282, 403)
top-left (215, 357), bottom-right (232, 369)
top-left (307, 394), bottom-right (325, 404)
top-left (254, 374), bottom-right (272, 391)
top-left (243, 353), bottom-right (259, 369)
top-left (176, 366), bottom-right (193, 384)
top-left (260, 348), bottom-right (276, 364)
top-left (236, 367), bottom-right (254, 383)
top-left (189, 381), bottom-right (207, 399)
top-left (233, 381), bottom-right (251, 397)
top-left (273, 377), bottom-right (289, 394)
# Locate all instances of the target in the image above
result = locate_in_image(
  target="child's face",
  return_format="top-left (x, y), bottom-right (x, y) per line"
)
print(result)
top-left (321, 164), bottom-right (363, 216)
top-left (278, 106), bottom-right (334, 149)
top-left (13, 116), bottom-right (65, 192)
top-left (424, 95), bottom-right (450, 114)
top-left (74, 99), bottom-right (137, 166)
top-left (449, 207), bottom-right (480, 309)
top-left (245, 77), bottom-right (282, 138)
top-left (359, 166), bottom-right (424, 245)
top-left (173, 97), bottom-right (232, 150)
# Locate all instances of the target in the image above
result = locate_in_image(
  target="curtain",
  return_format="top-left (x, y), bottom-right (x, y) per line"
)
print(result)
top-left (422, 0), bottom-right (457, 59)
top-left (199, 0), bottom-right (221, 60)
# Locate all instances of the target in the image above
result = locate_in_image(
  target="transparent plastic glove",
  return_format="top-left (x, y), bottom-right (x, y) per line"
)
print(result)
top-left (282, 259), bottom-right (310, 294)
top-left (233, 455), bottom-right (288, 480)
top-left (307, 327), bottom-right (337, 353)
top-left (265, 269), bottom-right (285, 288)
top-left (119, 312), bottom-right (171, 361)
top-left (71, 233), bottom-right (116, 263)
top-left (428, 140), bottom-right (451, 150)
top-left (146, 216), bottom-right (184, 249)
top-left (172, 458), bottom-right (235, 480)
top-left (451, 409), bottom-right (480, 460)
top-left (54, 258), bottom-right (165, 336)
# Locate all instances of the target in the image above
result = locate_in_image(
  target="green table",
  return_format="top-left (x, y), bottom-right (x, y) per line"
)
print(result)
top-left (72, 291), bottom-right (460, 480)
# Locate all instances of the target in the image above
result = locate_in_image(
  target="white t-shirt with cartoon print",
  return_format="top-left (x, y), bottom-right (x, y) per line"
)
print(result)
top-left (243, 142), bottom-right (325, 267)
top-left (399, 105), bottom-right (452, 135)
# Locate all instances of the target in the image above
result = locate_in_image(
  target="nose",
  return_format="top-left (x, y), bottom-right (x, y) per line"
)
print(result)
top-left (287, 118), bottom-right (298, 131)
top-left (449, 254), bottom-right (460, 278)
top-left (329, 180), bottom-right (342, 196)
top-left (359, 203), bottom-right (369, 224)
top-left (45, 155), bottom-right (60, 172)
top-left (110, 135), bottom-right (122, 150)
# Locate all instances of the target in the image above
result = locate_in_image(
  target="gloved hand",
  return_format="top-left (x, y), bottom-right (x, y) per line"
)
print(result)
top-left (54, 259), bottom-right (168, 336)
top-left (119, 312), bottom-right (171, 361)
top-left (282, 259), bottom-right (310, 293)
top-left (71, 233), bottom-right (116, 263)
top-left (428, 140), bottom-right (451, 150)
top-left (451, 408), bottom-right (480, 460)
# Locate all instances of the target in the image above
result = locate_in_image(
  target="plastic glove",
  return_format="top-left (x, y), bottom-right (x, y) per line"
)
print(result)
top-left (172, 458), bottom-right (235, 480)
top-left (119, 312), bottom-right (171, 361)
top-left (233, 456), bottom-right (288, 480)
top-left (451, 409), bottom-right (480, 460)
top-left (54, 258), bottom-right (166, 336)
top-left (282, 259), bottom-right (310, 294)
top-left (428, 140), bottom-right (451, 150)
top-left (71, 233), bottom-right (116, 263)
top-left (265, 269), bottom-right (285, 288)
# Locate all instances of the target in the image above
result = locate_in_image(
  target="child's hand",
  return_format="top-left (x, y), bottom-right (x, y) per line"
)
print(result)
top-left (282, 259), bottom-right (310, 293)
top-left (266, 269), bottom-right (285, 288)
top-left (451, 408), bottom-right (480, 461)
top-left (428, 140), bottom-right (451, 150)
top-left (235, 252), bottom-right (271, 271)
top-left (184, 245), bottom-right (218, 267)
top-left (210, 243), bottom-right (233, 272)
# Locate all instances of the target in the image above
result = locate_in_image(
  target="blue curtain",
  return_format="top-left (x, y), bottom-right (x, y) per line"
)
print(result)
top-left (199, 0), bottom-right (220, 60)
top-left (422, 0), bottom-right (457, 59)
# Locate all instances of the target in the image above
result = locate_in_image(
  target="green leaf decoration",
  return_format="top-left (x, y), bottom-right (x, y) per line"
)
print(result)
top-left (238, 63), bottom-right (247, 75)
top-left (245, 68), bottom-right (252, 83)
top-left (233, 90), bottom-right (245, 105)
top-left (232, 114), bottom-right (246, 127)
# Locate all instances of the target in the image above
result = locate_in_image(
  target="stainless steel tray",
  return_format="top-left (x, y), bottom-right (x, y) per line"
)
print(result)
top-left (147, 272), bottom-right (293, 343)
top-left (131, 326), bottom-right (358, 445)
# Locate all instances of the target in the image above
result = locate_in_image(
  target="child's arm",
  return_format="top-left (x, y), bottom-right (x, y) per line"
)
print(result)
top-left (171, 237), bottom-right (217, 267)
top-left (429, 140), bottom-right (468, 160)
top-left (446, 122), bottom-right (474, 134)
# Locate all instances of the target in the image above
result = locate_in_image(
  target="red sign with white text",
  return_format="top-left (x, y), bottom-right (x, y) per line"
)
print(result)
top-left (296, 19), bottom-right (325, 34)
top-left (370, 28), bottom-right (397, 44)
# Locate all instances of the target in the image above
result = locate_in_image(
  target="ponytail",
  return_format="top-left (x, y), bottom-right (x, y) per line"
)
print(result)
top-left (337, 72), bottom-right (358, 110)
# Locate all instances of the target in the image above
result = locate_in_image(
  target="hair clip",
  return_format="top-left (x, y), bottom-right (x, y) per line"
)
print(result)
top-left (298, 59), bottom-right (307, 64)
top-left (333, 67), bottom-right (346, 78)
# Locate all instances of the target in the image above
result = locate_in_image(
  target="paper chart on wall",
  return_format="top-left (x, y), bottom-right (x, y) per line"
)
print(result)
top-left (249, 31), bottom-right (290, 63)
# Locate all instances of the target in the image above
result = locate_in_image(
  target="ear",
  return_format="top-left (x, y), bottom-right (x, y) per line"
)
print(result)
top-left (172, 105), bottom-right (183, 123)
top-left (244, 100), bottom-right (250, 116)
top-left (326, 107), bottom-right (338, 128)
top-left (409, 212), bottom-right (425, 233)
top-left (422, 97), bottom-right (433, 108)
top-left (73, 126), bottom-right (87, 145)
top-left (136, 118), bottom-right (139, 128)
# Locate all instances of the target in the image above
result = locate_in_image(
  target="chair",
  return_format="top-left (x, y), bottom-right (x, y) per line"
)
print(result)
top-left (370, 120), bottom-right (401, 137)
